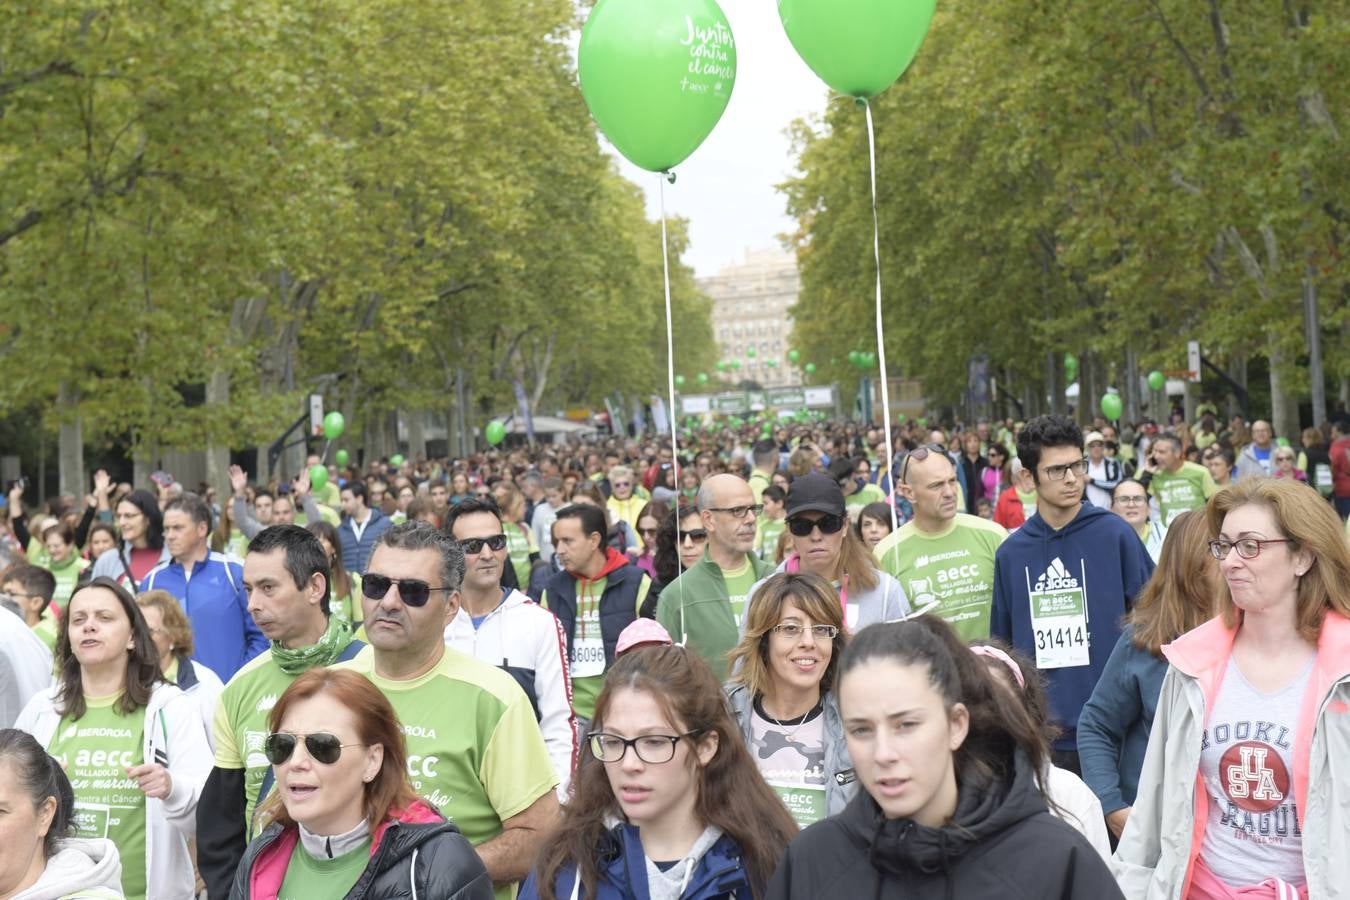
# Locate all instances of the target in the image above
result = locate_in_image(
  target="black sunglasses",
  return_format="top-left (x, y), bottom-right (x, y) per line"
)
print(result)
top-left (458, 534), bottom-right (507, 555)
top-left (787, 513), bottom-right (847, 537)
top-left (263, 732), bottom-right (363, 766)
top-left (680, 528), bottom-right (710, 543)
top-left (361, 573), bottom-right (454, 607)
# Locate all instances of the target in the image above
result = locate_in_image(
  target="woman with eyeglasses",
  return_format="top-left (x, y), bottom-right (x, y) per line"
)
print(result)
top-left (89, 489), bottom-right (171, 589)
top-left (725, 573), bottom-right (854, 827)
top-left (231, 668), bottom-right (492, 900)
top-left (520, 644), bottom-right (797, 900)
top-left (1271, 446), bottom-right (1308, 483)
top-left (1114, 479), bottom-right (1350, 897)
top-left (1111, 479), bottom-right (1167, 564)
top-left (642, 505), bottom-right (706, 620)
top-left (15, 576), bottom-right (211, 900)
top-left (632, 501), bottom-right (668, 580)
top-left (746, 473), bottom-right (910, 635)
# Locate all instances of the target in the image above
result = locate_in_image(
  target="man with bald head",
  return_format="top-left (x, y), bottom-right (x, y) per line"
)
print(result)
top-left (1235, 419), bottom-right (1276, 480)
top-left (656, 473), bottom-right (770, 681)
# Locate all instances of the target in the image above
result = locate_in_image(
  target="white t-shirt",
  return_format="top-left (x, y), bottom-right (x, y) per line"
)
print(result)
top-left (1198, 656), bottom-right (1312, 889)
top-left (749, 698), bottom-right (827, 827)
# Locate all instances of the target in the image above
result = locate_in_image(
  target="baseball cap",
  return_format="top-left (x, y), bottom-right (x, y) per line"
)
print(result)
top-left (615, 619), bottom-right (673, 656)
top-left (785, 472), bottom-right (846, 518)
top-left (1084, 431), bottom-right (1105, 445)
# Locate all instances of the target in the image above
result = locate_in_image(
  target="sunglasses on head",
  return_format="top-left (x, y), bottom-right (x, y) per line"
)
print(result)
top-left (263, 732), bottom-right (363, 766)
top-left (458, 534), bottom-right (507, 555)
top-left (361, 573), bottom-right (454, 607)
top-left (899, 443), bottom-right (947, 483)
top-left (787, 513), bottom-right (847, 537)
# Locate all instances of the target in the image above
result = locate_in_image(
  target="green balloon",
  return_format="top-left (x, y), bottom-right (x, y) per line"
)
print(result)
top-left (579, 0), bottom-right (737, 172)
top-left (1100, 392), bottom-right (1123, 420)
top-left (779, 0), bottom-right (936, 99)
top-left (897, 414), bottom-right (907, 423)
top-left (788, 350), bottom-right (800, 363)
top-left (485, 421), bottom-right (507, 446)
top-left (1276, 436), bottom-right (1290, 448)
top-left (322, 411), bottom-right (345, 440)
top-left (389, 454), bottom-right (406, 467)
top-left (697, 372), bottom-right (709, 384)
top-left (675, 374), bottom-right (686, 387)
top-left (848, 350), bottom-right (862, 365)
top-left (747, 347), bottom-right (756, 358)
top-left (716, 361), bottom-right (727, 371)
top-left (1147, 370), bottom-right (1166, 391)
top-left (804, 362), bottom-right (816, 374)
top-left (731, 360), bottom-right (741, 370)
top-left (765, 358), bottom-right (777, 367)
top-left (335, 449), bottom-right (349, 467)
top-left (308, 464), bottom-right (328, 491)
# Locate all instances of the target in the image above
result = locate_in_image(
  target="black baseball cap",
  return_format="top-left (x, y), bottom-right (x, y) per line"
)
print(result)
top-left (785, 472), bottom-right (845, 518)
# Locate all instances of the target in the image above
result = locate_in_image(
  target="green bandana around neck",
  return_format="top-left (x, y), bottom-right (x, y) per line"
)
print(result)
top-left (270, 615), bottom-right (352, 676)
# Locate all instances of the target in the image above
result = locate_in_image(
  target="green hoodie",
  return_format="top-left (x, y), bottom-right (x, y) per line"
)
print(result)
top-left (656, 551), bottom-right (772, 682)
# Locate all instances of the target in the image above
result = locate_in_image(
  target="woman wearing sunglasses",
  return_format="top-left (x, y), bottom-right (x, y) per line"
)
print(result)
top-left (1114, 479), bottom-right (1350, 898)
top-left (746, 473), bottom-right (910, 635)
top-left (232, 668), bottom-right (492, 900)
top-left (725, 573), bottom-right (854, 827)
top-left (642, 505), bottom-right (706, 618)
top-left (15, 576), bottom-right (211, 900)
top-left (521, 644), bottom-right (797, 900)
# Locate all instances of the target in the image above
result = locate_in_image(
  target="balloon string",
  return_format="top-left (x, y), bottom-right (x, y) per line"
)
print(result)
top-left (864, 101), bottom-right (897, 532)
top-left (659, 172), bottom-right (688, 645)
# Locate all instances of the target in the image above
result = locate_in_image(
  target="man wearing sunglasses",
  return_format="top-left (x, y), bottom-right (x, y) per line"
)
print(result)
top-left (657, 473), bottom-right (772, 682)
top-left (198, 524), bottom-right (366, 900)
top-left (444, 497), bottom-right (577, 798)
top-left (338, 522), bottom-right (559, 898)
top-left (540, 503), bottom-right (650, 730)
top-left (874, 443), bottom-right (1007, 642)
top-left (991, 415), bottom-right (1155, 776)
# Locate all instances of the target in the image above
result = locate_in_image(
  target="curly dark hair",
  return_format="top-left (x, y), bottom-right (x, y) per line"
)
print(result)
top-left (1015, 414), bottom-right (1083, 484)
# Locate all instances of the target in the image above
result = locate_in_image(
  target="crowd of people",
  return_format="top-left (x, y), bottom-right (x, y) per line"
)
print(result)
top-left (0, 401), bottom-right (1348, 899)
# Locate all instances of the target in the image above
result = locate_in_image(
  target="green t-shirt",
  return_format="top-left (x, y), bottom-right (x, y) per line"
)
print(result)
top-left (48, 695), bottom-right (148, 900)
top-left (46, 553), bottom-right (89, 606)
top-left (722, 559), bottom-right (757, 627)
top-left (1149, 462), bottom-right (1218, 526)
top-left (214, 651), bottom-right (307, 836)
top-left (278, 839), bottom-right (370, 900)
top-left (505, 522), bottom-right (537, 589)
top-left (330, 573), bottom-right (363, 631)
top-left (845, 483), bottom-right (887, 512)
top-left (756, 516), bottom-right (786, 562)
top-left (31, 614), bottom-right (58, 651)
top-left (874, 513), bottom-right (1007, 641)
top-left (541, 576), bottom-right (651, 720)
top-left (337, 647), bottom-right (557, 900)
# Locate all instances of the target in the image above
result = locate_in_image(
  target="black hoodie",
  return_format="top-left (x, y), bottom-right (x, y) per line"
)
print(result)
top-left (764, 750), bottom-right (1123, 900)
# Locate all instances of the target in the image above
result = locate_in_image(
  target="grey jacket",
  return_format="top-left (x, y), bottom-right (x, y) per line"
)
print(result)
top-left (743, 556), bottom-right (912, 639)
top-left (724, 683), bottom-right (856, 817)
top-left (1234, 443), bottom-right (1270, 482)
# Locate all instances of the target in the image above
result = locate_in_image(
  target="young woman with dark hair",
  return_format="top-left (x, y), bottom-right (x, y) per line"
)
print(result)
top-left (765, 615), bottom-right (1121, 899)
top-left (308, 520), bottom-right (362, 631)
top-left (15, 576), bottom-right (211, 900)
top-left (232, 668), bottom-right (491, 900)
top-left (521, 644), bottom-right (798, 900)
top-left (89, 489), bottom-right (171, 587)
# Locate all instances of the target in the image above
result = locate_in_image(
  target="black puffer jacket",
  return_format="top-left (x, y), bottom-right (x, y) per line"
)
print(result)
top-left (765, 750), bottom-right (1123, 900)
top-left (230, 803), bottom-right (492, 900)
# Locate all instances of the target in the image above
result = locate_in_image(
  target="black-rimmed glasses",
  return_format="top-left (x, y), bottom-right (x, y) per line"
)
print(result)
top-left (1040, 458), bottom-right (1089, 481)
top-left (704, 504), bottom-right (763, 519)
top-left (588, 730), bottom-right (705, 764)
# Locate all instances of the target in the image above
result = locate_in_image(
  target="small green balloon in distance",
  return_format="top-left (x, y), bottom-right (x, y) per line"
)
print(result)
top-left (788, 349), bottom-right (801, 363)
top-left (1100, 392), bottom-right (1123, 421)
top-left (716, 361), bottom-right (727, 371)
top-left (697, 372), bottom-right (709, 384)
top-left (335, 449), bottom-right (349, 467)
top-left (747, 347), bottom-right (757, 358)
top-left (847, 350), bottom-right (861, 365)
top-left (308, 464), bottom-right (329, 491)
top-left (485, 421), bottom-right (507, 446)
top-left (731, 360), bottom-right (741, 370)
top-left (1275, 436), bottom-right (1290, 448)
top-left (804, 362), bottom-right (817, 374)
top-left (917, 417), bottom-right (928, 428)
top-left (389, 454), bottom-right (406, 467)
top-left (675, 374), bottom-right (686, 387)
top-left (322, 411), bottom-right (345, 440)
top-left (1147, 370), bottom-right (1166, 391)
top-left (778, 0), bottom-right (936, 99)
top-left (765, 358), bottom-right (777, 367)
top-left (898, 414), bottom-right (907, 423)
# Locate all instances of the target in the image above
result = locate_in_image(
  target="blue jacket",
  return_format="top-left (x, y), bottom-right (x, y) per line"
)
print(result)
top-left (1074, 625), bottom-right (1166, 814)
top-left (519, 824), bottom-right (751, 900)
top-left (989, 502), bottom-right (1154, 752)
top-left (339, 507), bottom-right (392, 575)
top-left (141, 551), bottom-right (267, 681)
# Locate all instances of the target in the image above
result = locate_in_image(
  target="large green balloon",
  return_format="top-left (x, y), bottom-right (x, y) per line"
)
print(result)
top-left (1100, 393), bottom-right (1123, 421)
top-left (579, 0), bottom-right (737, 173)
top-left (485, 421), bottom-right (507, 446)
top-left (779, 0), bottom-right (936, 100)
top-left (308, 464), bottom-right (328, 491)
top-left (322, 411), bottom-right (345, 440)
top-left (788, 349), bottom-right (800, 364)
top-left (335, 449), bottom-right (349, 467)
top-left (1147, 370), bottom-right (1166, 391)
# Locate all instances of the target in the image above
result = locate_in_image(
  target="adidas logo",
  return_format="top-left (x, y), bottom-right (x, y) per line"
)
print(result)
top-left (1034, 557), bottom-right (1079, 592)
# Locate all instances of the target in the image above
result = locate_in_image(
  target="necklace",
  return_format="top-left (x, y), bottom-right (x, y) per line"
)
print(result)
top-left (759, 697), bottom-right (818, 741)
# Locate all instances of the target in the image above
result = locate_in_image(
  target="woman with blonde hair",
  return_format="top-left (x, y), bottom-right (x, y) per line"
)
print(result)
top-left (137, 589), bottom-right (225, 752)
top-left (1113, 479), bottom-right (1350, 897)
top-left (725, 572), bottom-right (854, 826)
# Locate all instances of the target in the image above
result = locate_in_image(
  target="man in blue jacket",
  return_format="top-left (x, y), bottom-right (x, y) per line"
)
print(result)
top-left (990, 415), bottom-right (1154, 775)
top-left (338, 480), bottom-right (391, 574)
top-left (140, 493), bottom-right (267, 680)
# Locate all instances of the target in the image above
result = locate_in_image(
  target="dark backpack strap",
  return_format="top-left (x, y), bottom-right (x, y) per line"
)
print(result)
top-left (336, 639), bottom-right (365, 663)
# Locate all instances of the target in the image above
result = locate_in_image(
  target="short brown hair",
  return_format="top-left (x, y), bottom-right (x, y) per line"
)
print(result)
top-left (136, 590), bottom-right (195, 657)
top-left (727, 572), bottom-right (847, 697)
top-left (1205, 479), bottom-right (1350, 641)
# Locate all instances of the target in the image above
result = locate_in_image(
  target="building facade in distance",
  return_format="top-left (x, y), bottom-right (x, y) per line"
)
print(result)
top-left (697, 248), bottom-right (801, 389)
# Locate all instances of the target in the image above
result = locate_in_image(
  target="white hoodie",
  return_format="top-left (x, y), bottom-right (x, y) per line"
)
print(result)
top-left (444, 587), bottom-right (576, 797)
top-left (14, 838), bottom-right (124, 899)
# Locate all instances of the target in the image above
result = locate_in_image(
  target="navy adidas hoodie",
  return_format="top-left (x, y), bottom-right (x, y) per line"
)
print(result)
top-left (990, 502), bottom-right (1154, 752)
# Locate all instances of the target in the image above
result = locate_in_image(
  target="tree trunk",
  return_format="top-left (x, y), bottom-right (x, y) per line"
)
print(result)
top-left (1268, 340), bottom-right (1300, 442)
top-left (56, 383), bottom-right (84, 499)
top-left (204, 368), bottom-right (231, 506)
top-left (407, 410), bottom-right (427, 461)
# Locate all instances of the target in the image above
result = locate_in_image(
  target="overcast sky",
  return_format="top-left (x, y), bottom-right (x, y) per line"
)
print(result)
top-left (583, 1), bottom-right (831, 277)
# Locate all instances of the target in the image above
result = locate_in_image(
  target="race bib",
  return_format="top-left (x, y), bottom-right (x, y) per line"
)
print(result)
top-left (570, 636), bottom-right (606, 678)
top-left (1315, 464), bottom-right (1332, 495)
top-left (1029, 587), bottom-right (1089, 669)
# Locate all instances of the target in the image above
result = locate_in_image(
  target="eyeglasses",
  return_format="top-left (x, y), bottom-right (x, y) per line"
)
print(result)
top-left (679, 528), bottom-right (709, 543)
top-left (899, 444), bottom-right (947, 483)
top-left (1113, 496), bottom-right (1148, 507)
top-left (611, 481), bottom-right (631, 489)
top-left (705, 504), bottom-right (763, 519)
top-left (638, 527), bottom-right (658, 537)
top-left (786, 514), bottom-right (846, 537)
top-left (457, 534), bottom-right (507, 555)
top-left (263, 732), bottom-right (364, 765)
top-left (361, 573), bottom-right (455, 607)
top-left (771, 622), bottom-right (839, 641)
top-left (1208, 538), bottom-right (1293, 560)
top-left (588, 730), bottom-right (704, 765)
top-left (1039, 458), bottom-right (1090, 481)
